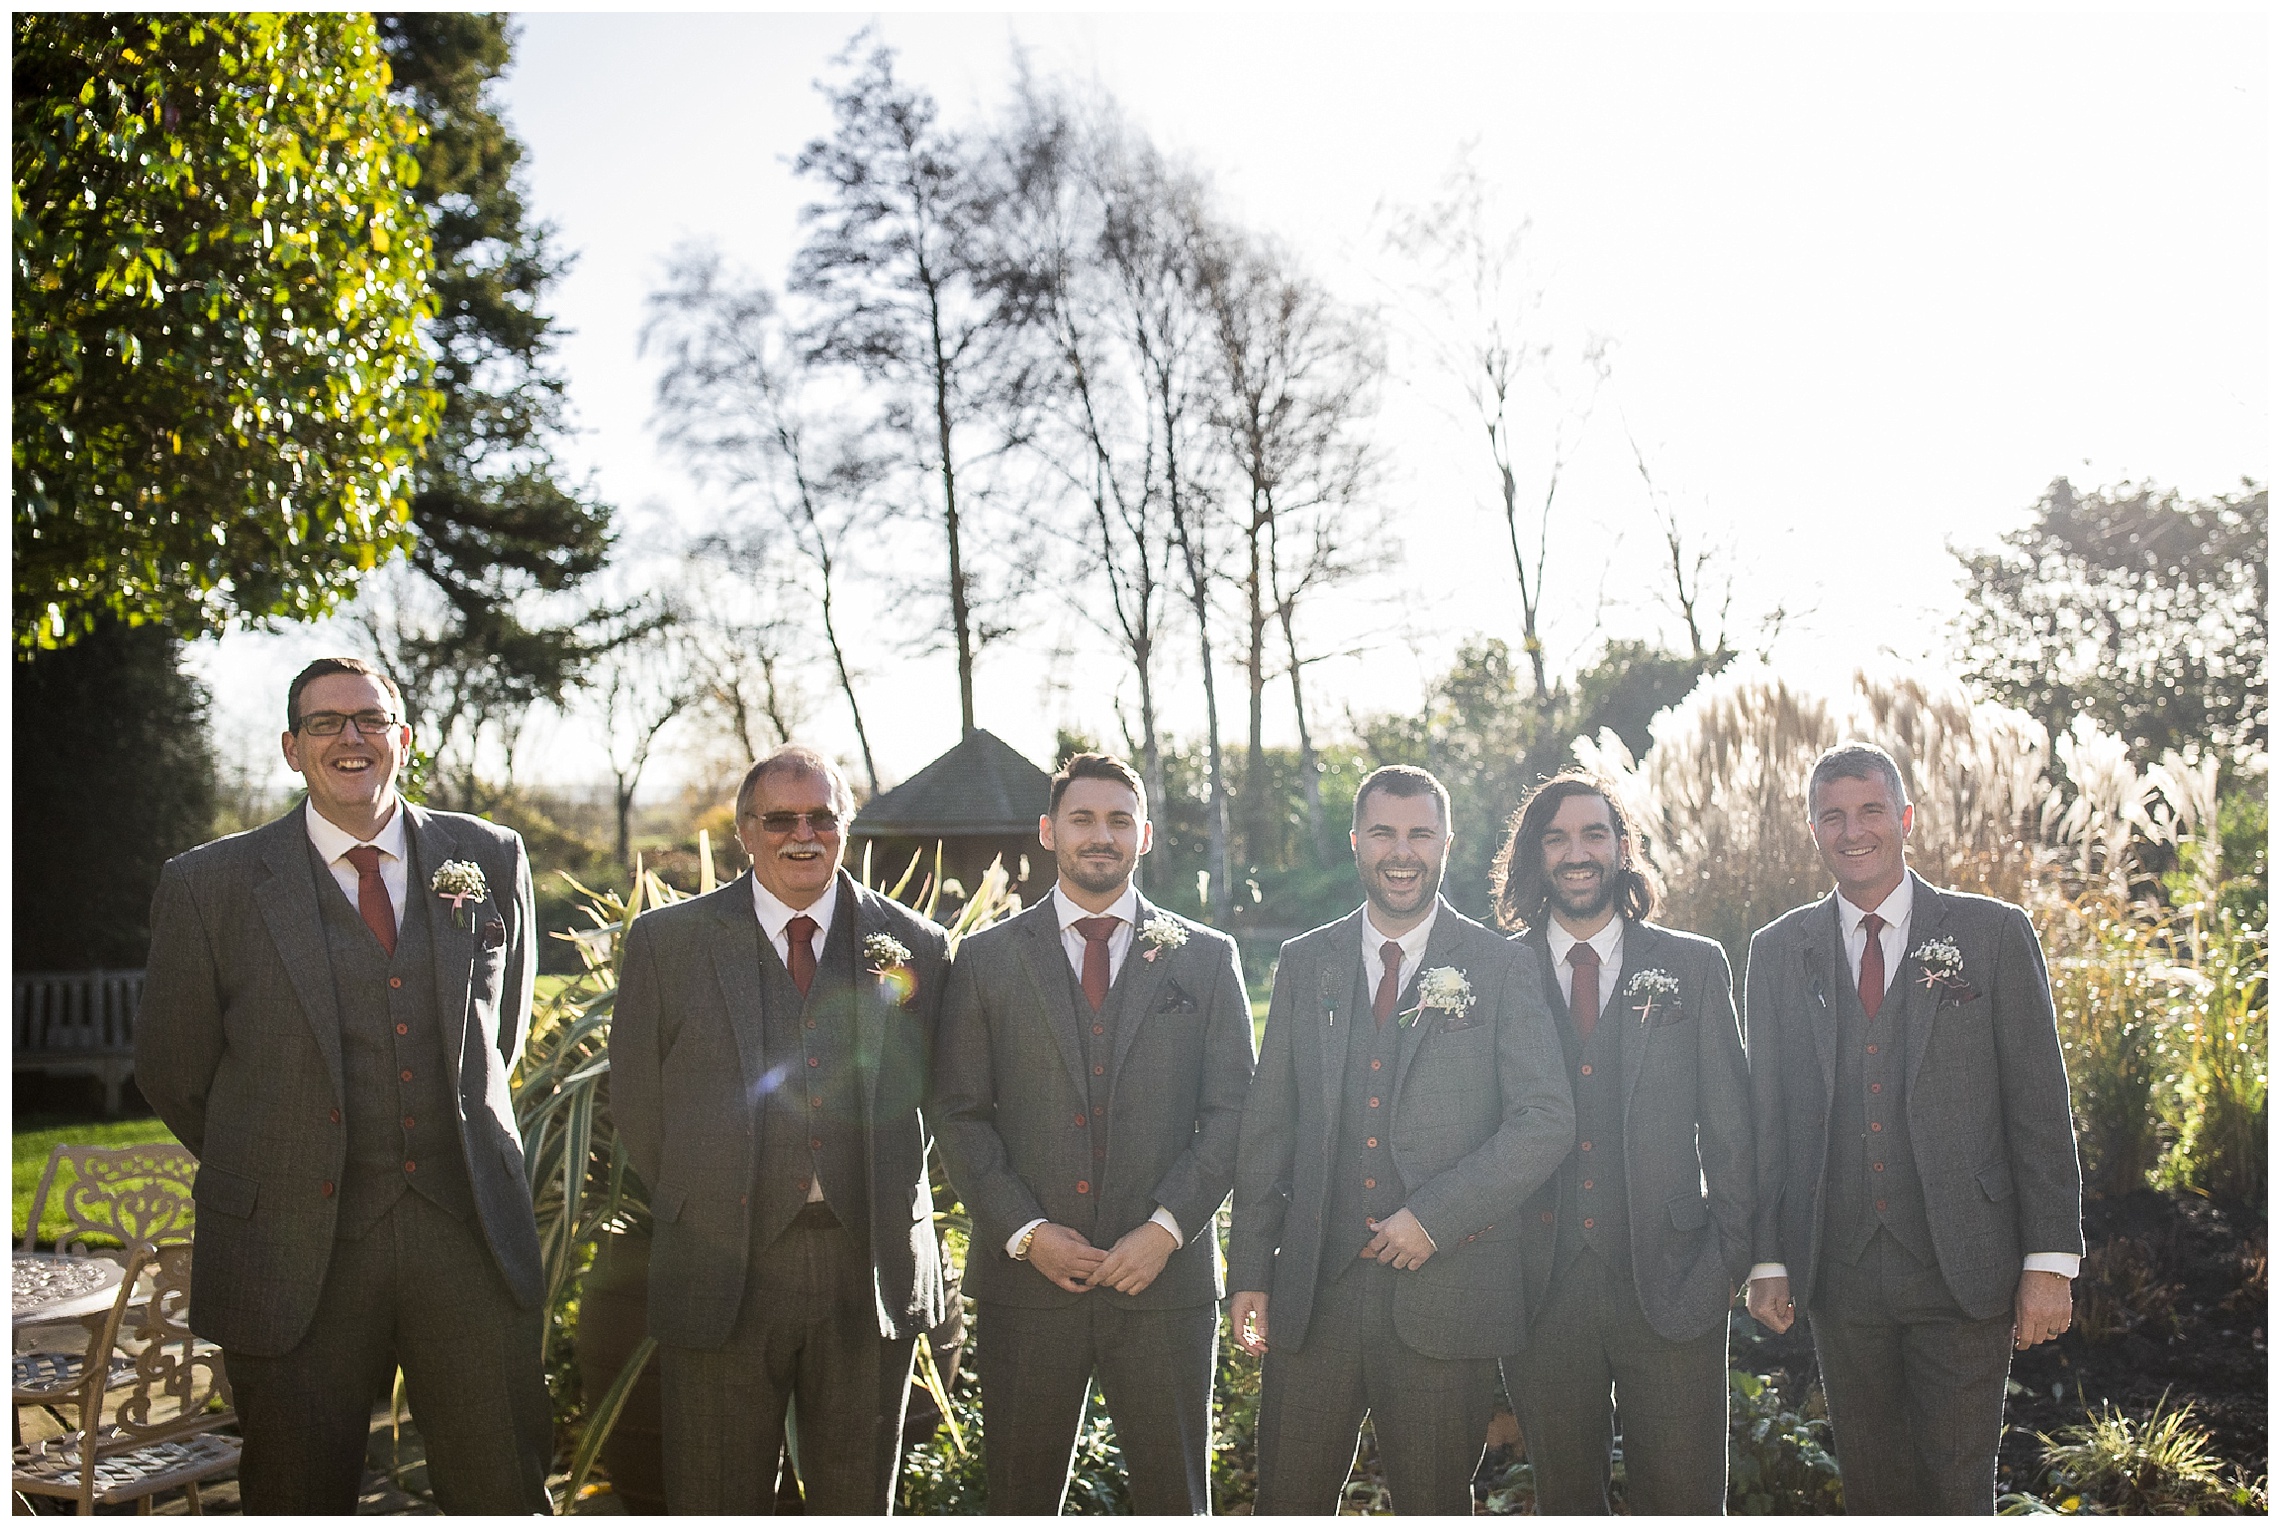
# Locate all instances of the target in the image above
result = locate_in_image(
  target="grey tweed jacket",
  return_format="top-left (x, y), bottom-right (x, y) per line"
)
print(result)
top-left (1229, 898), bottom-right (1573, 1360)
top-left (609, 869), bottom-right (951, 1349)
top-left (1515, 918), bottom-right (1754, 1342)
top-left (135, 802), bottom-right (544, 1357)
top-left (1745, 871), bottom-right (2084, 1320)
top-left (932, 894), bottom-right (1257, 1309)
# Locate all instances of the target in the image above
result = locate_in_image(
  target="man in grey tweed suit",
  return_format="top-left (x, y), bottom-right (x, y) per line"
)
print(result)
top-left (1746, 742), bottom-right (2083, 1514)
top-left (611, 744), bottom-right (951, 1514)
top-left (136, 656), bottom-right (552, 1513)
top-left (1230, 765), bottom-right (1573, 1514)
top-left (933, 752), bottom-right (1256, 1513)
top-left (1492, 772), bottom-right (1752, 1514)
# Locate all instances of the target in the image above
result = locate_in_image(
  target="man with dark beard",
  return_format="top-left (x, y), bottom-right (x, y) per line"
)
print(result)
top-left (1230, 765), bottom-right (1571, 1514)
top-left (933, 753), bottom-right (1255, 1513)
top-left (1491, 771), bottom-right (1752, 1513)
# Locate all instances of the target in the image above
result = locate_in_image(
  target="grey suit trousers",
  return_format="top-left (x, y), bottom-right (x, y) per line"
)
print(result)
top-left (975, 1297), bottom-right (1216, 1514)
top-left (1254, 1261), bottom-right (1496, 1515)
top-left (1504, 1248), bottom-right (1729, 1515)
top-left (1808, 1229), bottom-right (2014, 1515)
top-left (223, 1191), bottom-right (552, 1514)
top-left (659, 1221), bottom-right (916, 1515)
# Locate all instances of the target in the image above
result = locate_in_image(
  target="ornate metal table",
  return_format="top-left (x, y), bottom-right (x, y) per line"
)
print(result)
top-left (12, 1252), bottom-right (125, 1328)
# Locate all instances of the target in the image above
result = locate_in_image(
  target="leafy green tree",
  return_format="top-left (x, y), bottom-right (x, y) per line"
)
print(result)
top-left (13, 623), bottom-right (217, 969)
top-left (1955, 478), bottom-right (2268, 764)
top-left (364, 14), bottom-right (617, 799)
top-left (13, 12), bottom-right (439, 650)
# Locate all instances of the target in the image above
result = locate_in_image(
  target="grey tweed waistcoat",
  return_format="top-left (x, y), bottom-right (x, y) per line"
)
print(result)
top-left (1824, 947), bottom-right (1935, 1272)
top-left (753, 921), bottom-right (869, 1250)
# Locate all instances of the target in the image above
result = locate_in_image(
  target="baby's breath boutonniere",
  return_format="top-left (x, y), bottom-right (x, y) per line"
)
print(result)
top-left (431, 860), bottom-right (489, 930)
top-left (1910, 937), bottom-right (1977, 1002)
top-left (864, 931), bottom-right (918, 1005)
top-left (1400, 966), bottom-right (1475, 1028)
top-left (1138, 913), bottom-right (1188, 963)
top-left (1625, 968), bottom-right (1681, 1026)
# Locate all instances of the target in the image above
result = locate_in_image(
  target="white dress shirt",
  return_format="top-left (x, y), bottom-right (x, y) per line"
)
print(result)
top-left (1008, 882), bottom-right (1184, 1258)
top-left (1749, 872), bottom-right (2077, 1285)
top-left (1360, 900), bottom-right (1439, 1009)
top-left (749, 873), bottom-right (838, 966)
top-left (305, 801), bottom-right (408, 933)
top-left (1545, 916), bottom-right (1625, 1017)
top-left (750, 874), bottom-right (837, 1201)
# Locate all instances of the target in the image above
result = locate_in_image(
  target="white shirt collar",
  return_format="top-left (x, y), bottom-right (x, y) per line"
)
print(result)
top-left (750, 871), bottom-right (840, 943)
top-left (1363, 898), bottom-right (1438, 962)
top-left (1052, 882), bottom-right (1140, 931)
top-left (303, 797), bottom-right (407, 864)
top-left (1545, 914), bottom-right (1625, 970)
top-left (1837, 873), bottom-right (1914, 935)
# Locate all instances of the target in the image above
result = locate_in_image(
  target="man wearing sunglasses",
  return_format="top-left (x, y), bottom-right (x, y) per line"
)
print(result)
top-left (136, 656), bottom-right (552, 1512)
top-left (611, 744), bottom-right (953, 1513)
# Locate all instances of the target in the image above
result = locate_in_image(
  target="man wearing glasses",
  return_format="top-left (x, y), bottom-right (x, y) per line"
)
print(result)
top-left (611, 744), bottom-right (953, 1513)
top-left (137, 656), bottom-right (553, 1512)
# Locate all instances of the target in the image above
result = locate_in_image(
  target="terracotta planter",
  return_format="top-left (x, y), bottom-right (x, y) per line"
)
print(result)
top-left (576, 1229), bottom-right (668, 1515)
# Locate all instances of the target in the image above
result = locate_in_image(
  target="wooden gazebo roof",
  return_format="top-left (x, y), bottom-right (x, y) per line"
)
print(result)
top-left (849, 729), bottom-right (1052, 839)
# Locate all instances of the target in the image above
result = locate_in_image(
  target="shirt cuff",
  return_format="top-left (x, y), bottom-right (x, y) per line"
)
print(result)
top-left (2023, 1252), bottom-right (2080, 1279)
top-left (1149, 1206), bottom-right (1184, 1248)
top-left (1748, 1263), bottom-right (1789, 1283)
top-left (1006, 1217), bottom-right (1048, 1259)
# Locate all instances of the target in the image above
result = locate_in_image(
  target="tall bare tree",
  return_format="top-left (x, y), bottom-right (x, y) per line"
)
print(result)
top-left (1206, 233), bottom-right (1390, 862)
top-left (1625, 426), bottom-right (1734, 668)
top-left (591, 605), bottom-right (699, 870)
top-left (1382, 149), bottom-right (1608, 708)
top-left (645, 248), bottom-right (884, 792)
top-left (792, 31), bottom-right (1025, 738)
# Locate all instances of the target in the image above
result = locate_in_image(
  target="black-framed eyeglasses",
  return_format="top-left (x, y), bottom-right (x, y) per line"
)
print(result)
top-left (295, 709), bottom-right (401, 737)
top-left (747, 809), bottom-right (843, 835)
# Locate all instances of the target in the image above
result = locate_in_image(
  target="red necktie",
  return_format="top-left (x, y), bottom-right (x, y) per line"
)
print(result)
top-left (1075, 917), bottom-right (1119, 1010)
top-left (1372, 940), bottom-right (1404, 1027)
top-left (1567, 942), bottom-right (1601, 1042)
top-left (786, 914), bottom-right (819, 997)
top-left (1858, 912), bottom-right (1886, 1020)
top-left (343, 845), bottom-right (396, 957)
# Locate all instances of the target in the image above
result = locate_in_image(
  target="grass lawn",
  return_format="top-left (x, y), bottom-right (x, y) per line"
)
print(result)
top-left (13, 1116), bottom-right (181, 1247)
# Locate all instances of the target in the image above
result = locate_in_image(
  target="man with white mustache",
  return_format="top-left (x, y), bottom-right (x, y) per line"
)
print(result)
top-left (612, 745), bottom-right (952, 1513)
top-left (1231, 765), bottom-right (1572, 1513)
top-left (933, 752), bottom-right (1255, 1512)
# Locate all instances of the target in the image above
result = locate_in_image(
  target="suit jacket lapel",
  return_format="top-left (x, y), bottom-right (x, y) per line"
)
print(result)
top-left (253, 805), bottom-right (345, 1106)
top-left (1616, 919), bottom-right (1658, 1121)
top-left (1801, 893), bottom-right (1842, 1099)
top-left (1011, 900), bottom-right (1093, 1104)
top-left (707, 874), bottom-right (771, 1098)
top-left (1318, 910), bottom-right (1365, 1130)
top-left (1389, 898), bottom-right (1464, 1109)
top-left (1109, 893), bottom-right (1176, 1078)
top-left (1900, 872), bottom-right (1947, 1095)
top-left (406, 806), bottom-right (475, 1088)
top-left (844, 877), bottom-right (893, 1118)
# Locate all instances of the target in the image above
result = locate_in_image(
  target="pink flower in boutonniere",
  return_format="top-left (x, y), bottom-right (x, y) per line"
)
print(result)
top-left (431, 860), bottom-right (488, 930)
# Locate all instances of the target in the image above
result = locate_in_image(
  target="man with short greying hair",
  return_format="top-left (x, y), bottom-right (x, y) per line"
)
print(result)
top-left (1231, 764), bottom-right (1572, 1514)
top-left (933, 752), bottom-right (1255, 1512)
top-left (1491, 770), bottom-right (1752, 1514)
top-left (136, 656), bottom-right (552, 1512)
top-left (1745, 741), bottom-right (2083, 1514)
top-left (611, 743), bottom-right (952, 1513)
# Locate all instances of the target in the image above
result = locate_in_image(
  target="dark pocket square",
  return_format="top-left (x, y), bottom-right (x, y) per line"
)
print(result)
top-left (1156, 979), bottom-right (1199, 1014)
top-left (1439, 1010), bottom-right (1483, 1034)
top-left (1937, 983), bottom-right (1983, 1008)
top-left (482, 917), bottom-right (507, 950)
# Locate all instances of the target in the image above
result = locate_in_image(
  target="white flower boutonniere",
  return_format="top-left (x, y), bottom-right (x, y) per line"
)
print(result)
top-left (863, 931), bottom-right (918, 1005)
top-left (431, 860), bottom-right (489, 930)
top-left (1909, 937), bottom-right (1979, 1002)
top-left (1400, 966), bottom-right (1475, 1028)
top-left (1138, 913), bottom-right (1188, 963)
top-left (1625, 967), bottom-right (1681, 1025)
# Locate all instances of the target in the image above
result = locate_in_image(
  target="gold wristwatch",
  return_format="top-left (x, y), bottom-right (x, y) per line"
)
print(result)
top-left (1012, 1224), bottom-right (1039, 1261)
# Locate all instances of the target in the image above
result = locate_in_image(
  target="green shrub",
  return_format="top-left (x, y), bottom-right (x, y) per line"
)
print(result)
top-left (2032, 1391), bottom-right (2265, 1514)
top-left (2157, 910), bottom-right (2267, 1209)
top-left (2034, 890), bottom-right (2185, 1198)
top-left (1727, 1369), bottom-right (1843, 1514)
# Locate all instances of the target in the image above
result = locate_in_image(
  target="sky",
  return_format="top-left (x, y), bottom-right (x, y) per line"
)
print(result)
top-left (194, 9), bottom-right (2270, 801)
